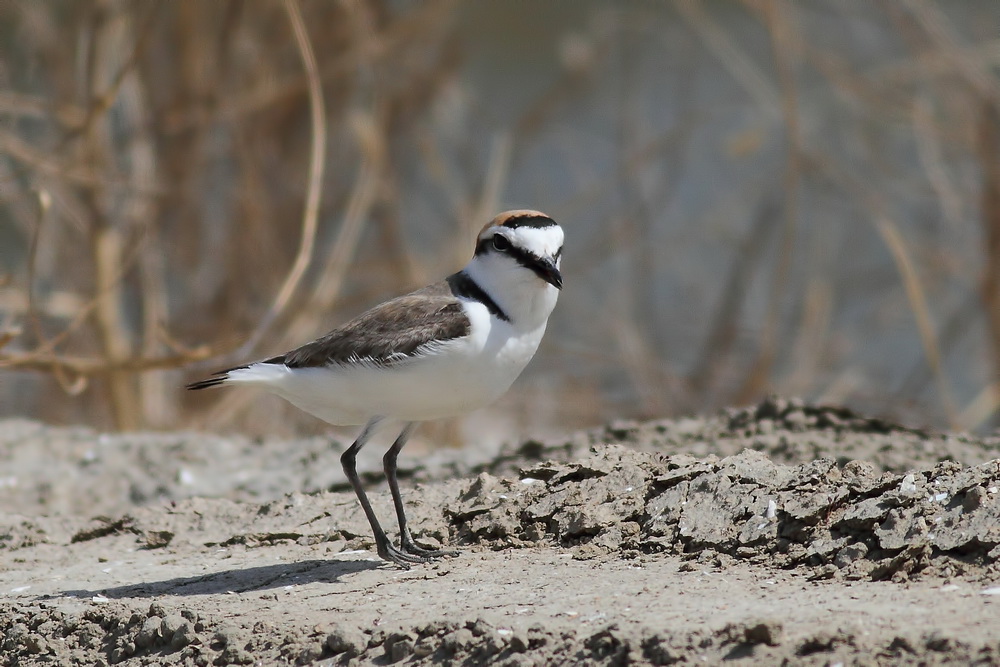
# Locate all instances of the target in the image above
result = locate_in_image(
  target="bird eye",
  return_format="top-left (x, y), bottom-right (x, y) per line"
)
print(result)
top-left (492, 234), bottom-right (512, 252)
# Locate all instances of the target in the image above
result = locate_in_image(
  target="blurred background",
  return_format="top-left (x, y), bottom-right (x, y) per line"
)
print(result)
top-left (0, 0), bottom-right (998, 442)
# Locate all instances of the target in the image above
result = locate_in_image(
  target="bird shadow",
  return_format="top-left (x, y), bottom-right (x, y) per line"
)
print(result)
top-left (59, 558), bottom-right (383, 600)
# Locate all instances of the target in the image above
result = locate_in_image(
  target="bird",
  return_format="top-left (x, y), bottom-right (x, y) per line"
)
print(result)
top-left (187, 210), bottom-right (563, 568)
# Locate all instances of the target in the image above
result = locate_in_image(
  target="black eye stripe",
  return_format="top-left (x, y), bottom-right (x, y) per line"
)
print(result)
top-left (474, 236), bottom-right (536, 264)
top-left (507, 245), bottom-right (538, 269)
top-left (475, 236), bottom-right (561, 278)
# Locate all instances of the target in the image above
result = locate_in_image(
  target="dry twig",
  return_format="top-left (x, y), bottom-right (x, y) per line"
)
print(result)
top-left (235, 0), bottom-right (328, 359)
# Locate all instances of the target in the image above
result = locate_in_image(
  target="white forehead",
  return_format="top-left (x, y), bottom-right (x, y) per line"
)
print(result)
top-left (508, 224), bottom-right (563, 255)
top-left (485, 224), bottom-right (564, 256)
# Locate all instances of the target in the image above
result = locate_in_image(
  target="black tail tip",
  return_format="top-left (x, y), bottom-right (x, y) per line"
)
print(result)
top-left (186, 376), bottom-right (227, 391)
top-left (186, 364), bottom-right (249, 390)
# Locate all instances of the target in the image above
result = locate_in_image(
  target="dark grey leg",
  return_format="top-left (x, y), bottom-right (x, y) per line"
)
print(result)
top-left (340, 417), bottom-right (428, 568)
top-left (383, 423), bottom-right (457, 558)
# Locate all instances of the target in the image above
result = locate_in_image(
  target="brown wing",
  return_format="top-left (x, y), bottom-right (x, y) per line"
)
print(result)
top-left (274, 281), bottom-right (471, 369)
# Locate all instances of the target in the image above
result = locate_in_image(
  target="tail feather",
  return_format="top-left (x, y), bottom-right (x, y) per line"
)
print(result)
top-left (185, 365), bottom-right (248, 391)
top-left (186, 356), bottom-right (289, 391)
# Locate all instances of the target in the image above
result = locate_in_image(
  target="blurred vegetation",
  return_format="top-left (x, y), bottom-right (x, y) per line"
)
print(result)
top-left (0, 0), bottom-right (998, 437)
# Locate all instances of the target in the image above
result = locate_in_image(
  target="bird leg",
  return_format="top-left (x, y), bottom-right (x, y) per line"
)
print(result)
top-left (340, 417), bottom-right (428, 568)
top-left (383, 423), bottom-right (458, 558)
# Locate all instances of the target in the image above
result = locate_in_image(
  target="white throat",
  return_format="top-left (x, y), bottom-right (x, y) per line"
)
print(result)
top-left (463, 258), bottom-right (559, 330)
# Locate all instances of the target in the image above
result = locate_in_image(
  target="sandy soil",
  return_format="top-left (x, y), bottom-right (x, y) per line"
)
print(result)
top-left (3, 397), bottom-right (1000, 666)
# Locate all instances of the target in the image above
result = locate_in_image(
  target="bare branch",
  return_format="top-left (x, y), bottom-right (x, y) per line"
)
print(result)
top-left (0, 349), bottom-right (214, 376)
top-left (234, 0), bottom-right (328, 358)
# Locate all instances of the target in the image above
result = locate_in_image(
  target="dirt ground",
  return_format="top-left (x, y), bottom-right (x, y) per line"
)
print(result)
top-left (3, 396), bottom-right (1000, 666)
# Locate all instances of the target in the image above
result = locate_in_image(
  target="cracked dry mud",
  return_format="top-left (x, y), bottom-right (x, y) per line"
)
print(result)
top-left (3, 397), bottom-right (1000, 666)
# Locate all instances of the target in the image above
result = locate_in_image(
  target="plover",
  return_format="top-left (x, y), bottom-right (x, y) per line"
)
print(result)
top-left (187, 210), bottom-right (563, 567)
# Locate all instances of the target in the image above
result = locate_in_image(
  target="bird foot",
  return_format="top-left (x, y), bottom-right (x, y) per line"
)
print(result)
top-left (375, 539), bottom-right (434, 569)
top-left (401, 537), bottom-right (458, 559)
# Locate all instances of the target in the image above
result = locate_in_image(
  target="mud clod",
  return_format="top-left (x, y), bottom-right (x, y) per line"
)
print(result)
top-left (135, 615), bottom-right (162, 649)
top-left (743, 620), bottom-right (783, 646)
top-left (450, 442), bottom-right (1000, 580)
top-left (325, 625), bottom-right (366, 657)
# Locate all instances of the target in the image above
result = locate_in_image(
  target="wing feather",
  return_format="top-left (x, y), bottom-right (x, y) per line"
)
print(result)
top-left (276, 281), bottom-right (470, 368)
